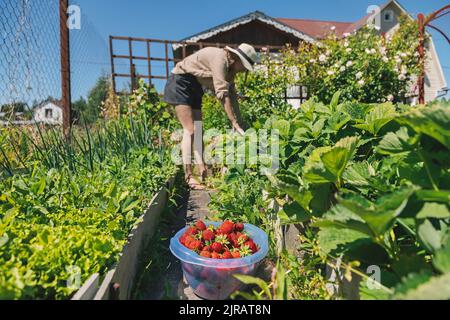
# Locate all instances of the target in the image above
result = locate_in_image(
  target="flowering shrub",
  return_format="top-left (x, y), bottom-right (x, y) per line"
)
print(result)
top-left (283, 16), bottom-right (421, 104)
top-left (235, 56), bottom-right (295, 128)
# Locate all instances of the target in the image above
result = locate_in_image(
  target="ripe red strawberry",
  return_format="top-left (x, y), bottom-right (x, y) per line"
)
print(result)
top-left (227, 233), bottom-right (239, 248)
top-left (227, 232), bottom-right (237, 242)
top-left (220, 221), bottom-right (235, 234)
top-left (245, 240), bottom-right (258, 253)
top-left (202, 229), bottom-right (215, 242)
top-left (184, 235), bottom-right (195, 247)
top-left (211, 252), bottom-right (221, 259)
top-left (188, 239), bottom-right (203, 251)
top-left (202, 245), bottom-right (211, 252)
top-left (211, 242), bottom-right (223, 253)
top-left (179, 234), bottom-right (187, 245)
top-left (185, 226), bottom-right (198, 236)
top-left (234, 222), bottom-right (244, 232)
top-left (200, 251), bottom-right (211, 258)
top-left (222, 251), bottom-right (233, 259)
top-left (195, 220), bottom-right (207, 231)
top-left (231, 251), bottom-right (241, 259)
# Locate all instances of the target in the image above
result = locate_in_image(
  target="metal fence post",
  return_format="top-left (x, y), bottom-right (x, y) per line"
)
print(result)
top-left (59, 0), bottom-right (72, 136)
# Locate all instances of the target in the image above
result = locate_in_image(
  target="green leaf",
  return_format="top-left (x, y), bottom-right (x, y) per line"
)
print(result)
top-left (304, 137), bottom-right (359, 185)
top-left (341, 102), bottom-right (372, 121)
top-left (234, 274), bottom-right (272, 299)
top-left (279, 202), bottom-right (312, 224)
top-left (376, 127), bottom-right (414, 155)
top-left (327, 111), bottom-right (351, 132)
top-left (394, 272), bottom-right (450, 300)
top-left (417, 219), bottom-right (446, 253)
top-left (316, 204), bottom-right (373, 237)
top-left (416, 202), bottom-right (450, 219)
top-left (339, 188), bottom-right (413, 236)
top-left (0, 233), bottom-right (9, 248)
top-left (393, 271), bottom-right (433, 297)
top-left (272, 120), bottom-right (290, 138)
top-left (359, 279), bottom-right (391, 300)
top-left (397, 103), bottom-right (450, 150)
top-left (342, 161), bottom-right (375, 186)
top-left (30, 177), bottom-right (46, 195)
top-left (354, 103), bottom-right (397, 135)
top-left (329, 91), bottom-right (341, 112)
top-left (391, 254), bottom-right (431, 278)
top-left (317, 226), bottom-right (370, 256)
top-left (433, 237), bottom-right (450, 273)
top-left (416, 190), bottom-right (450, 203)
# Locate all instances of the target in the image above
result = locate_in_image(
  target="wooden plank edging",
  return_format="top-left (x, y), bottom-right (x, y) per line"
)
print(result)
top-left (94, 176), bottom-right (176, 300)
top-left (71, 273), bottom-right (100, 300)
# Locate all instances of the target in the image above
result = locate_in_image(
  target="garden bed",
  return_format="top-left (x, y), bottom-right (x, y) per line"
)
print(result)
top-left (90, 176), bottom-right (176, 300)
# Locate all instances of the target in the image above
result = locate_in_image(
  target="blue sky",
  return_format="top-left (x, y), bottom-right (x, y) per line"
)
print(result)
top-left (1, 0), bottom-right (448, 107)
top-left (71, 0), bottom-right (449, 98)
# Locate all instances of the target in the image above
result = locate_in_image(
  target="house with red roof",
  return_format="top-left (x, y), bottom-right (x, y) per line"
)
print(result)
top-left (173, 0), bottom-right (447, 103)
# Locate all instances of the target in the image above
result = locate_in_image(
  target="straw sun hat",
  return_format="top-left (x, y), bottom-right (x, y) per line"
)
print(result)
top-left (225, 43), bottom-right (258, 71)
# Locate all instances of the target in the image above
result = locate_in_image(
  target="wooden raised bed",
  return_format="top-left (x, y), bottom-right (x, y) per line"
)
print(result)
top-left (71, 176), bottom-right (175, 300)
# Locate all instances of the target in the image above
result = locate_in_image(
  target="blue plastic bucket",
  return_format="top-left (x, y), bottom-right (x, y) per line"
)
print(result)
top-left (170, 221), bottom-right (269, 300)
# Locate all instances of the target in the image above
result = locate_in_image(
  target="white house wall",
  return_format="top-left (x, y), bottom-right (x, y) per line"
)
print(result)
top-left (33, 103), bottom-right (63, 125)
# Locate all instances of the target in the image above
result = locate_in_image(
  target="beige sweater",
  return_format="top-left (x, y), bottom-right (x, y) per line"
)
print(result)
top-left (172, 47), bottom-right (237, 100)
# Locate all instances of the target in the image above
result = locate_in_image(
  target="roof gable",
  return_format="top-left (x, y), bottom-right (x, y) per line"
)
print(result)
top-left (173, 11), bottom-right (316, 49)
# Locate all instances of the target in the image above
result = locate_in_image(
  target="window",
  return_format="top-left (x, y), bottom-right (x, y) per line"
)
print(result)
top-left (45, 108), bottom-right (53, 118)
top-left (384, 10), bottom-right (394, 22)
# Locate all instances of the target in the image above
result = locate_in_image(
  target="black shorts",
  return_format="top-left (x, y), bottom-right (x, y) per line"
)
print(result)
top-left (163, 73), bottom-right (204, 109)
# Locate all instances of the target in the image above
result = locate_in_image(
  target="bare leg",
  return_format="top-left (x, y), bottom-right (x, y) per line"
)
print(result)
top-left (192, 108), bottom-right (207, 181)
top-left (175, 105), bottom-right (205, 190)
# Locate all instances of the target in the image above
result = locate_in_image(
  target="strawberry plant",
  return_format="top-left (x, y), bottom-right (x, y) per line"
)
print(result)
top-left (208, 89), bottom-right (449, 299)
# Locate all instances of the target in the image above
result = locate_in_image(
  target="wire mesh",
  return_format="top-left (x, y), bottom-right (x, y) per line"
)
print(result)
top-left (69, 0), bottom-right (111, 101)
top-left (0, 0), bottom-right (61, 124)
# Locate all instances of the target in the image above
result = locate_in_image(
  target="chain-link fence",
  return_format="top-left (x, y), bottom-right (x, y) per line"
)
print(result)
top-left (0, 0), bottom-right (62, 125)
top-left (0, 0), bottom-right (112, 128)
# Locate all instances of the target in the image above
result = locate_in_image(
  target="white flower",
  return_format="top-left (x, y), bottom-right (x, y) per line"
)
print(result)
top-left (327, 70), bottom-right (335, 76)
top-left (365, 48), bottom-right (371, 54)
top-left (357, 79), bottom-right (365, 86)
top-left (344, 41), bottom-right (349, 47)
top-left (340, 66), bottom-right (346, 72)
top-left (387, 94), bottom-right (394, 101)
top-left (319, 54), bottom-right (327, 62)
top-left (346, 48), bottom-right (352, 53)
top-left (309, 59), bottom-right (316, 63)
top-left (382, 56), bottom-right (389, 63)
top-left (343, 32), bottom-right (350, 38)
top-left (331, 26), bottom-right (336, 31)
top-left (370, 48), bottom-right (377, 54)
top-left (380, 47), bottom-right (387, 55)
top-left (395, 56), bottom-right (402, 64)
top-left (400, 52), bottom-right (407, 58)
top-left (356, 71), bottom-right (363, 79)
top-left (398, 74), bottom-right (406, 80)
top-left (401, 66), bottom-right (408, 75)
top-left (346, 60), bottom-right (353, 67)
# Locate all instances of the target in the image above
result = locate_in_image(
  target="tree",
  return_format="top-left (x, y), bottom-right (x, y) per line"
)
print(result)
top-left (71, 97), bottom-right (88, 124)
top-left (75, 75), bottom-right (111, 124)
